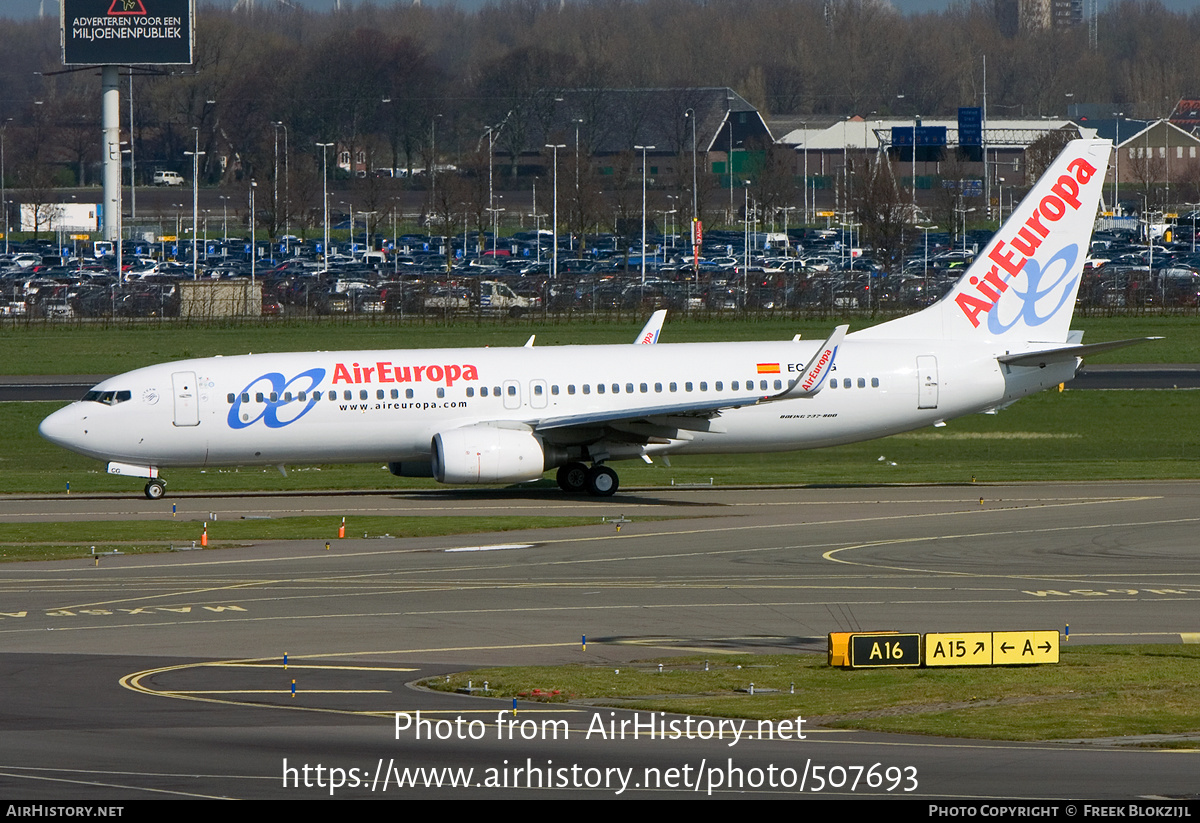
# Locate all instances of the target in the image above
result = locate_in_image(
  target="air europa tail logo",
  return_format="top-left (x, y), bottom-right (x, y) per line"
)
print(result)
top-left (955, 156), bottom-right (1098, 328)
top-left (332, 360), bottom-right (479, 388)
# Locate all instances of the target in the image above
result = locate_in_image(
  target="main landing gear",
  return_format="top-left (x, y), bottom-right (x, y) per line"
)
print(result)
top-left (555, 462), bottom-right (619, 497)
top-left (144, 479), bottom-right (166, 500)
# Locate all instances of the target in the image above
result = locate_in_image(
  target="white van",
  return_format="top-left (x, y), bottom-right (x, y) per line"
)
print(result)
top-left (153, 170), bottom-right (185, 187)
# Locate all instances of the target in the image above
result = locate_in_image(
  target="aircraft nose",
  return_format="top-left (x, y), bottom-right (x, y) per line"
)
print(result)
top-left (39, 404), bottom-right (87, 452)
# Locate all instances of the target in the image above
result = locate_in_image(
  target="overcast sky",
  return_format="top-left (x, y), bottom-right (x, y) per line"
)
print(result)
top-left (10, 0), bottom-right (1200, 20)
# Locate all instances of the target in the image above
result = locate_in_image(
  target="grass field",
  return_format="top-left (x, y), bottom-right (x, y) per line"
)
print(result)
top-left (0, 313), bottom-right (1194, 374)
top-left (424, 646), bottom-right (1200, 744)
top-left (0, 515), bottom-right (613, 562)
top-left (11, 386), bottom-right (1200, 497)
top-left (6, 313), bottom-right (1198, 495)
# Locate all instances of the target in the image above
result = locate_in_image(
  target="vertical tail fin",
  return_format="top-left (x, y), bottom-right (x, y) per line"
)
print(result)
top-left (856, 138), bottom-right (1111, 343)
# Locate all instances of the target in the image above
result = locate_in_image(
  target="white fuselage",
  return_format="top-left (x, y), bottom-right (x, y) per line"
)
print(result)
top-left (37, 336), bottom-right (1076, 474)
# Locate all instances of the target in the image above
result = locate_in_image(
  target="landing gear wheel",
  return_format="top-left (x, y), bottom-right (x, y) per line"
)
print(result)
top-left (144, 480), bottom-right (166, 500)
top-left (585, 465), bottom-right (619, 497)
top-left (556, 462), bottom-right (589, 493)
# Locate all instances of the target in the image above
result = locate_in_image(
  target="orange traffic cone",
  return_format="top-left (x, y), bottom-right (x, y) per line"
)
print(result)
top-left (201, 522), bottom-right (208, 547)
top-left (338, 517), bottom-right (345, 539)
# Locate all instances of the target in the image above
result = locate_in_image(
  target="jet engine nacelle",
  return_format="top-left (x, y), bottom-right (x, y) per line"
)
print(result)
top-left (432, 426), bottom-right (547, 485)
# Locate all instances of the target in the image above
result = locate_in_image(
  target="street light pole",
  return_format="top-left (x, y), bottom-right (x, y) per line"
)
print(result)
top-left (184, 127), bottom-right (204, 280)
top-left (316, 142), bottom-right (333, 267)
top-left (685, 107), bottom-right (698, 275)
top-left (128, 70), bottom-right (136, 223)
top-left (634, 144), bottom-right (655, 287)
top-left (250, 180), bottom-right (257, 289)
top-left (273, 121), bottom-right (289, 252)
top-left (546, 143), bottom-right (564, 280)
top-left (572, 118), bottom-right (583, 252)
top-left (0, 119), bottom-right (8, 255)
top-left (1112, 113), bottom-right (1123, 214)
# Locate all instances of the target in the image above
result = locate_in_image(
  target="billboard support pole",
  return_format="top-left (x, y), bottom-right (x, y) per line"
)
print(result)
top-left (102, 64), bottom-right (121, 244)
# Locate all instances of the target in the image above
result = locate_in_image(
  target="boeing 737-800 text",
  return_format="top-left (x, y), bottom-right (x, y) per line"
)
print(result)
top-left (40, 139), bottom-right (1146, 498)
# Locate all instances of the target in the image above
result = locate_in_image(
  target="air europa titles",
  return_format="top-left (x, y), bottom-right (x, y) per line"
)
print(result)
top-left (331, 361), bottom-right (479, 388)
top-left (955, 156), bottom-right (1098, 328)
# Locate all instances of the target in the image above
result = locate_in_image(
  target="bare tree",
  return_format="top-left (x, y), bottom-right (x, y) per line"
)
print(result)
top-left (850, 154), bottom-right (910, 279)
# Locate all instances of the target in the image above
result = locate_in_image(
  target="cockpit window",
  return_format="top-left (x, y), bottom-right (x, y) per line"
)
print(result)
top-left (82, 390), bottom-right (132, 405)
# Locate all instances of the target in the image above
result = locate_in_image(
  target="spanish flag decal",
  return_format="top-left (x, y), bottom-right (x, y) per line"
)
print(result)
top-left (757, 363), bottom-right (781, 374)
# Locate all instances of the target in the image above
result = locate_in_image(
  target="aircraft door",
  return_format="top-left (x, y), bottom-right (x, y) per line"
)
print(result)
top-left (502, 379), bottom-right (521, 410)
top-left (172, 371), bottom-right (200, 426)
top-left (529, 379), bottom-right (548, 409)
top-left (916, 355), bottom-right (939, 409)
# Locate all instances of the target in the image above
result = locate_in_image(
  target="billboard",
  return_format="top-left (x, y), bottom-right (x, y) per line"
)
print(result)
top-left (61, 0), bottom-right (194, 65)
top-left (20, 203), bottom-right (100, 233)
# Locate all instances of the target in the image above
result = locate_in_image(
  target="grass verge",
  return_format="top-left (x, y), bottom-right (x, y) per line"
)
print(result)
top-left (422, 646), bottom-right (1200, 744)
top-left (0, 314), bottom-right (1192, 374)
top-left (12, 388), bottom-right (1200, 495)
top-left (0, 515), bottom-right (611, 562)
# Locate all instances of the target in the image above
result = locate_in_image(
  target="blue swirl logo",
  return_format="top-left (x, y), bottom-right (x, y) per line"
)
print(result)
top-left (987, 244), bottom-right (1079, 334)
top-left (227, 368), bottom-right (325, 429)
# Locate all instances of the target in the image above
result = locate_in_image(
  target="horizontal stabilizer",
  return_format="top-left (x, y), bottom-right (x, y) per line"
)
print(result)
top-left (997, 337), bottom-right (1162, 368)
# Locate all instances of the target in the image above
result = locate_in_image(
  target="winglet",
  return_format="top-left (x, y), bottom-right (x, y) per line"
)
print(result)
top-left (524, 335), bottom-right (536, 348)
top-left (766, 324), bottom-right (849, 401)
top-left (634, 310), bottom-right (667, 344)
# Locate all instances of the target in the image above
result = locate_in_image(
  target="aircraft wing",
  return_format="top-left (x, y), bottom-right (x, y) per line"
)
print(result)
top-left (532, 324), bottom-right (848, 439)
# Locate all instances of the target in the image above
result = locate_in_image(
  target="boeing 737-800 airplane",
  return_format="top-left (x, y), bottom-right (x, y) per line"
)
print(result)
top-left (40, 139), bottom-right (1146, 499)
